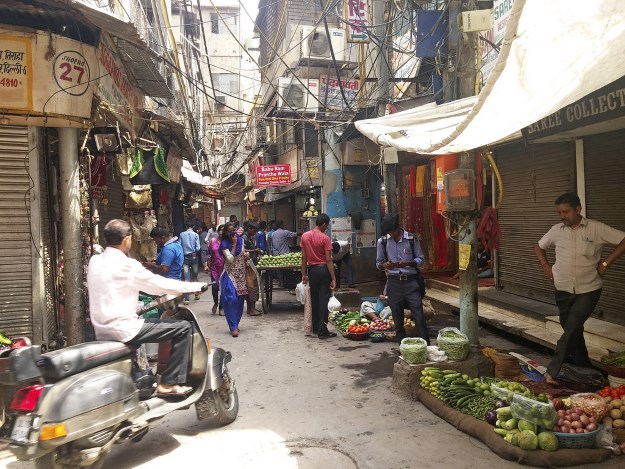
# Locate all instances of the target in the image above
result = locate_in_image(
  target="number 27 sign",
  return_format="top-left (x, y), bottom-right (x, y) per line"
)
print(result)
top-left (53, 50), bottom-right (91, 96)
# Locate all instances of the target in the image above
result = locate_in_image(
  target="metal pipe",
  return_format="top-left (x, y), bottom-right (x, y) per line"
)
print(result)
top-left (58, 127), bottom-right (84, 345)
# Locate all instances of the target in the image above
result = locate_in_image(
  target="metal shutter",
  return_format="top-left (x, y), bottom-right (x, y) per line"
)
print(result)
top-left (583, 131), bottom-right (625, 326)
top-left (495, 141), bottom-right (575, 302)
top-left (0, 125), bottom-right (33, 336)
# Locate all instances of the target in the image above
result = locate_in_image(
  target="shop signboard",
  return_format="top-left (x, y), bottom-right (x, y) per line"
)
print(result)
top-left (480, 0), bottom-right (515, 84)
top-left (0, 31), bottom-right (96, 120)
top-left (96, 34), bottom-right (145, 133)
top-left (345, 0), bottom-right (370, 43)
top-left (256, 164), bottom-right (291, 187)
top-left (320, 75), bottom-right (360, 110)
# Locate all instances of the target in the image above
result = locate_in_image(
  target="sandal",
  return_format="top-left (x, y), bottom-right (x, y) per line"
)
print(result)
top-left (156, 385), bottom-right (193, 398)
top-left (230, 328), bottom-right (239, 337)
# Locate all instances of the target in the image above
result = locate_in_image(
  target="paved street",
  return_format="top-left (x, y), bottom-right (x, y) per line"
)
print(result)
top-left (2, 280), bottom-right (623, 468)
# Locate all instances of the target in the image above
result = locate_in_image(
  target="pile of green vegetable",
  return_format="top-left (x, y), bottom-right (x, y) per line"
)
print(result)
top-left (493, 406), bottom-right (558, 451)
top-left (436, 328), bottom-right (470, 361)
top-left (420, 368), bottom-right (497, 420)
top-left (333, 311), bottom-right (368, 333)
top-left (601, 350), bottom-right (625, 366)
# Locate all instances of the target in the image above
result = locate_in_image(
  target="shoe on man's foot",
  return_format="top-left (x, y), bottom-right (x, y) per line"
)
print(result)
top-left (183, 299), bottom-right (190, 305)
top-left (318, 330), bottom-right (337, 339)
top-left (194, 294), bottom-right (201, 301)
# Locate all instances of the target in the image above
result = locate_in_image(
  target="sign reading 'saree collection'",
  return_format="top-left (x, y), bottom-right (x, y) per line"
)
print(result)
top-left (523, 76), bottom-right (625, 140)
top-left (256, 164), bottom-right (291, 187)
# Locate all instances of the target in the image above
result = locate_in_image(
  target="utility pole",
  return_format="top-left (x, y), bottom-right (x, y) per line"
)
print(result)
top-left (58, 128), bottom-right (85, 345)
top-left (449, 2), bottom-right (479, 346)
top-left (457, 152), bottom-right (479, 347)
top-left (376, 0), bottom-right (397, 215)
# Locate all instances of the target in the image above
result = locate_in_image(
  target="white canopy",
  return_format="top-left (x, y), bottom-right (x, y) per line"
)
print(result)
top-left (355, 0), bottom-right (625, 155)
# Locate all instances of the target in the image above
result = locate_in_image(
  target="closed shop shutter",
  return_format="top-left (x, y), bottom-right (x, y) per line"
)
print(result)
top-left (496, 141), bottom-right (575, 302)
top-left (0, 125), bottom-right (33, 337)
top-left (97, 165), bottom-right (125, 233)
top-left (583, 131), bottom-right (625, 326)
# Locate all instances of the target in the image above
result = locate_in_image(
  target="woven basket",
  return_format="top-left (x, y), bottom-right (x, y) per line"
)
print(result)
top-left (554, 426), bottom-right (601, 449)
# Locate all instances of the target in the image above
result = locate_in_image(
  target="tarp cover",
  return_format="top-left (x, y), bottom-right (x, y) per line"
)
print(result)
top-left (355, 0), bottom-right (625, 155)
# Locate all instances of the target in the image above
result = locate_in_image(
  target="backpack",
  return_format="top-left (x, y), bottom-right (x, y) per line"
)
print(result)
top-left (380, 234), bottom-right (426, 297)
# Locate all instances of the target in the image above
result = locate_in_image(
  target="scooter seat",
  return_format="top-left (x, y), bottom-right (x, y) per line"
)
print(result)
top-left (37, 341), bottom-right (134, 381)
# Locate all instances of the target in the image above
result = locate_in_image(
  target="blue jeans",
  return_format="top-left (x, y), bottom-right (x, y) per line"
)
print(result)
top-left (182, 253), bottom-right (199, 300)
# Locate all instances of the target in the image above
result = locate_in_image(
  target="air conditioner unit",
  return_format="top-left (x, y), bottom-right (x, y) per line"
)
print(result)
top-left (300, 26), bottom-right (345, 61)
top-left (215, 95), bottom-right (226, 105)
top-left (277, 77), bottom-right (319, 113)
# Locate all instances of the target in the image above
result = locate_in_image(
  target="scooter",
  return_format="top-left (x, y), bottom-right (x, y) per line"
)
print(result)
top-left (0, 292), bottom-right (238, 468)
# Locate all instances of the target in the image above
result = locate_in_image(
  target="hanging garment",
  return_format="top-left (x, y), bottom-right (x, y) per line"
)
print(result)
top-left (129, 146), bottom-right (170, 185)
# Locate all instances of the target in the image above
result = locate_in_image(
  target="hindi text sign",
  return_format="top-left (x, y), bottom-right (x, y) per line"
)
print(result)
top-left (256, 164), bottom-right (291, 187)
top-left (0, 36), bottom-right (32, 109)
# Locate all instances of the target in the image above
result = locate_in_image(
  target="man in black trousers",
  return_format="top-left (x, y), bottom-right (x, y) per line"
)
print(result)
top-left (375, 214), bottom-right (429, 346)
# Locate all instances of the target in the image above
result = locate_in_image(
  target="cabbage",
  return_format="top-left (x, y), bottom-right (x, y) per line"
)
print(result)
top-left (537, 431), bottom-right (558, 452)
top-left (517, 419), bottom-right (537, 433)
top-left (518, 430), bottom-right (538, 450)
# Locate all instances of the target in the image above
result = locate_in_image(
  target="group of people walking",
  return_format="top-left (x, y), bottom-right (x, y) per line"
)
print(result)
top-left (143, 215), bottom-right (266, 338)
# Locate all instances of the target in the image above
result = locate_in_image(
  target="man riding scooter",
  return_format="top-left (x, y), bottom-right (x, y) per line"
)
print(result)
top-left (87, 219), bottom-right (207, 398)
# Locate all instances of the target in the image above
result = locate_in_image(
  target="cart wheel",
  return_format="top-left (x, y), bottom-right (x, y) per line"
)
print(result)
top-left (261, 273), bottom-right (270, 314)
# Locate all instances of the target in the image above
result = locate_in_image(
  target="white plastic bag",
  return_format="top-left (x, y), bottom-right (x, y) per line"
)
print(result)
top-left (327, 295), bottom-right (341, 312)
top-left (295, 282), bottom-right (306, 305)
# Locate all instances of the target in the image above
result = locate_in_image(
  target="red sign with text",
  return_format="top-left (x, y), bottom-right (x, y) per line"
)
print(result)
top-left (256, 164), bottom-right (291, 187)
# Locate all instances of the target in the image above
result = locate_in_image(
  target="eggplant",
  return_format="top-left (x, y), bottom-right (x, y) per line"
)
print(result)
top-left (339, 308), bottom-right (349, 314)
top-left (495, 400), bottom-right (509, 409)
top-left (484, 410), bottom-right (498, 426)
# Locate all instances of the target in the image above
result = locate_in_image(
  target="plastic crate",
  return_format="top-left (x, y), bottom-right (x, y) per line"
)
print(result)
top-left (554, 426), bottom-right (601, 449)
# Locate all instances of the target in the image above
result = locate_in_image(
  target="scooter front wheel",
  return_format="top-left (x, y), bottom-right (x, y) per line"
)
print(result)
top-left (195, 367), bottom-right (239, 425)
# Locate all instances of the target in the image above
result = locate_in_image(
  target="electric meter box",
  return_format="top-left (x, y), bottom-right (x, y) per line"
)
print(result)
top-left (443, 169), bottom-right (476, 211)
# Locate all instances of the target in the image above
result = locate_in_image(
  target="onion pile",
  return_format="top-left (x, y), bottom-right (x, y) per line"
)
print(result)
top-left (552, 408), bottom-right (598, 434)
top-left (369, 319), bottom-right (390, 331)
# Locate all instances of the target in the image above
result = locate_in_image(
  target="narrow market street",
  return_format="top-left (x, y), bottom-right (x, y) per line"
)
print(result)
top-left (3, 280), bottom-right (622, 469)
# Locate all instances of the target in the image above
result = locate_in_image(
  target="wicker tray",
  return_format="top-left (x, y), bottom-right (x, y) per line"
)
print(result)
top-left (554, 426), bottom-right (601, 449)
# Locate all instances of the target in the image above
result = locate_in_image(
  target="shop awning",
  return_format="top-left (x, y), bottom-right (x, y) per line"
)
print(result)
top-left (355, 0), bottom-right (625, 155)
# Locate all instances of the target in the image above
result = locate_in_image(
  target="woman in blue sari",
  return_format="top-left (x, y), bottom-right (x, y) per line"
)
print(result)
top-left (219, 223), bottom-right (249, 337)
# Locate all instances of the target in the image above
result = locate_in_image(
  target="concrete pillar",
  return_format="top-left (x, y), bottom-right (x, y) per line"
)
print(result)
top-left (58, 127), bottom-right (84, 345)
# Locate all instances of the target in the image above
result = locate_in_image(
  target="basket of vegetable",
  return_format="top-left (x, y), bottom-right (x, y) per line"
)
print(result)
top-left (369, 331), bottom-right (386, 343)
top-left (601, 351), bottom-right (625, 378)
top-left (553, 425), bottom-right (601, 449)
top-left (399, 337), bottom-right (427, 364)
top-left (436, 327), bottom-right (469, 361)
top-left (346, 323), bottom-right (369, 340)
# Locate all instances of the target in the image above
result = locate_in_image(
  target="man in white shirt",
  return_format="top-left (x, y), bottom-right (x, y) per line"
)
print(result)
top-left (535, 192), bottom-right (625, 384)
top-left (88, 219), bottom-right (206, 398)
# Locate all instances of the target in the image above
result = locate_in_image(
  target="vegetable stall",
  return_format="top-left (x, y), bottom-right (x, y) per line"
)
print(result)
top-left (256, 253), bottom-right (303, 314)
top-left (399, 348), bottom-right (625, 466)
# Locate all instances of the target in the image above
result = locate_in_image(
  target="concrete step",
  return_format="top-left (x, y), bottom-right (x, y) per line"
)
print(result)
top-left (544, 316), bottom-right (625, 353)
top-left (425, 289), bottom-right (611, 365)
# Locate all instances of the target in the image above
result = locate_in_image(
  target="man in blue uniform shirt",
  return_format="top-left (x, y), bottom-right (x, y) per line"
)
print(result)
top-left (376, 214), bottom-right (429, 346)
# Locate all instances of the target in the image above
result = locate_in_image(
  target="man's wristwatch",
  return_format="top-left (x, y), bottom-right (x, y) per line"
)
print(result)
top-left (601, 261), bottom-right (609, 268)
